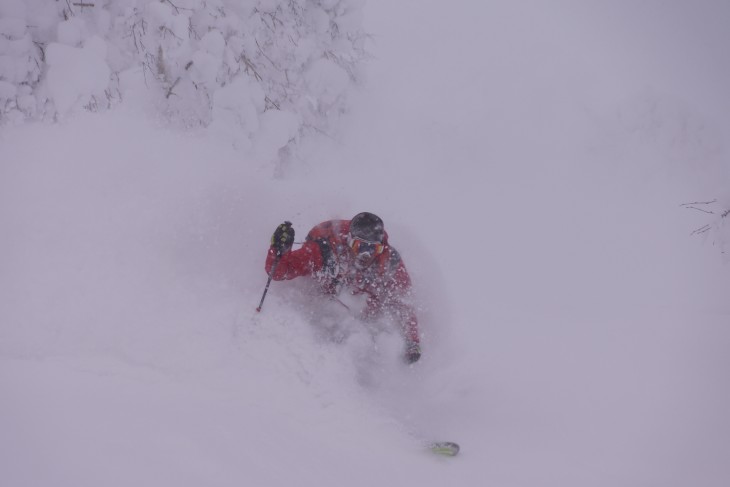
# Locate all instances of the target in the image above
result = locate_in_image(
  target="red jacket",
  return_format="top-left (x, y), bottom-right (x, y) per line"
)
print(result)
top-left (265, 219), bottom-right (419, 344)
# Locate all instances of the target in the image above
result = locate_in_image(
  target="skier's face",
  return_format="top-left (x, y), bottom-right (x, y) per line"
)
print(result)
top-left (348, 234), bottom-right (383, 270)
top-left (353, 250), bottom-right (377, 270)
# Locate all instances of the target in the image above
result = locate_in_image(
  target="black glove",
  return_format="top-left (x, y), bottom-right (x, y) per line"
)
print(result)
top-left (405, 341), bottom-right (421, 364)
top-left (271, 221), bottom-right (295, 256)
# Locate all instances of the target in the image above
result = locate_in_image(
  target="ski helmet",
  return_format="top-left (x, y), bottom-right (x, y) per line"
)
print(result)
top-left (349, 212), bottom-right (384, 242)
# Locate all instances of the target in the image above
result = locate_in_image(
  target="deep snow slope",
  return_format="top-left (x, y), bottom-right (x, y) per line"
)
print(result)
top-left (0, 112), bottom-right (454, 487)
top-left (3, 1), bottom-right (730, 487)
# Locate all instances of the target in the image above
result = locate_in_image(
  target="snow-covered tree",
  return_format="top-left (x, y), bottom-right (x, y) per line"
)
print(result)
top-left (0, 0), bottom-right (369, 159)
top-left (0, 1), bottom-right (46, 123)
top-left (682, 199), bottom-right (730, 257)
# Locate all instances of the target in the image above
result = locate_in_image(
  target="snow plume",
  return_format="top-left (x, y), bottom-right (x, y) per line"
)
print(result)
top-left (0, 111), bottom-right (448, 487)
top-left (0, 0), bottom-right (368, 157)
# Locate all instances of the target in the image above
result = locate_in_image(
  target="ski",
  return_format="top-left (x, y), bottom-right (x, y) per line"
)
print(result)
top-left (429, 441), bottom-right (460, 457)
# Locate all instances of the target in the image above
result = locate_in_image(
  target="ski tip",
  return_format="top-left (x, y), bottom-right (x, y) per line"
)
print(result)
top-left (429, 441), bottom-right (460, 457)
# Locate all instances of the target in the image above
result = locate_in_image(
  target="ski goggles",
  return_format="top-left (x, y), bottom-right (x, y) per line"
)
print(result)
top-left (347, 234), bottom-right (384, 256)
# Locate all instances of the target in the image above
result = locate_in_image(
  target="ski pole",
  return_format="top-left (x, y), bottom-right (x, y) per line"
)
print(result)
top-left (256, 256), bottom-right (280, 312)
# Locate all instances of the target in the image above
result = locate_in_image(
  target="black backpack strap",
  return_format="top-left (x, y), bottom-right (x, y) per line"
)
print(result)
top-left (310, 237), bottom-right (337, 278)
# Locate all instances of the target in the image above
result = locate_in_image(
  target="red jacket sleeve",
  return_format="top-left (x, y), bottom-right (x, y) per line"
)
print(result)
top-left (387, 259), bottom-right (419, 344)
top-left (265, 241), bottom-right (324, 280)
top-left (365, 249), bottom-right (420, 344)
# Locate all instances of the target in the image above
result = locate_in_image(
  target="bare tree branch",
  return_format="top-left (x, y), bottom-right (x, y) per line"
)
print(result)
top-left (160, 26), bottom-right (183, 41)
top-left (265, 96), bottom-right (280, 111)
top-left (163, 0), bottom-right (194, 14)
top-left (256, 39), bottom-right (282, 71)
top-left (690, 225), bottom-right (712, 236)
top-left (680, 199), bottom-right (717, 207)
top-left (683, 206), bottom-right (715, 214)
top-left (238, 53), bottom-right (263, 82)
top-left (166, 77), bottom-right (181, 99)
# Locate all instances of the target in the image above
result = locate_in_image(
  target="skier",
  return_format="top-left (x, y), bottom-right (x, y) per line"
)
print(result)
top-left (265, 212), bottom-right (421, 363)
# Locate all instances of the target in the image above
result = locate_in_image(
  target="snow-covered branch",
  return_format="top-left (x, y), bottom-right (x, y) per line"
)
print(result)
top-left (0, 0), bottom-right (369, 160)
